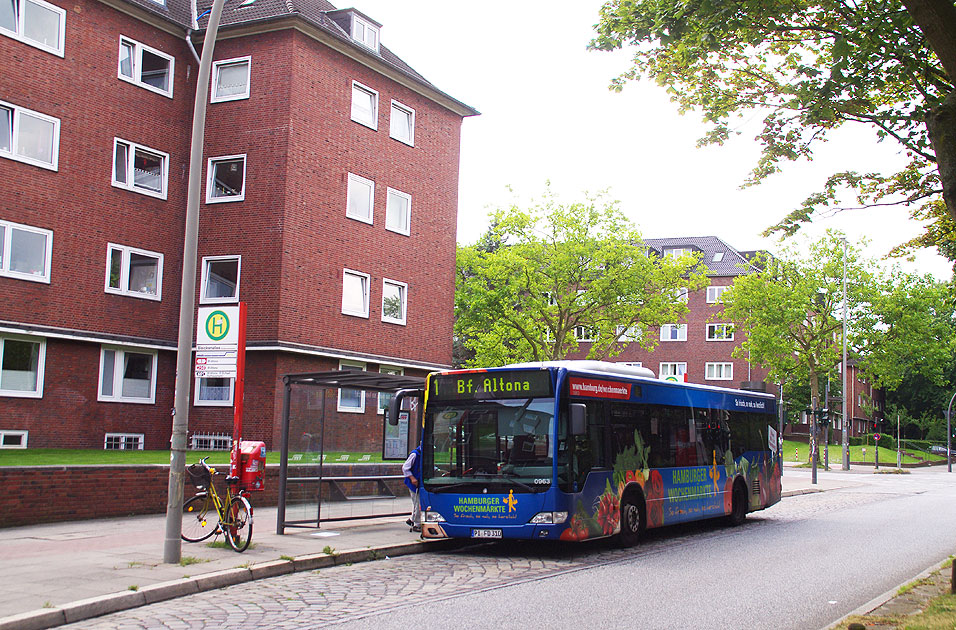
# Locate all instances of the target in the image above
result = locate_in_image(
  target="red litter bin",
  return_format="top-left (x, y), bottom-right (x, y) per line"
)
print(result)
top-left (237, 440), bottom-right (266, 491)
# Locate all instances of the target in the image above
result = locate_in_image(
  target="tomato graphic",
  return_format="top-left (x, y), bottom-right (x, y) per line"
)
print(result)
top-left (648, 469), bottom-right (664, 500)
top-left (596, 493), bottom-right (620, 536)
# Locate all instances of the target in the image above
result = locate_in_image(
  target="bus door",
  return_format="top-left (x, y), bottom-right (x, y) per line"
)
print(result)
top-left (569, 400), bottom-right (607, 494)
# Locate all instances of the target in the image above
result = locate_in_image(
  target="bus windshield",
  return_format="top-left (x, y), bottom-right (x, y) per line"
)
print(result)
top-left (423, 397), bottom-right (556, 494)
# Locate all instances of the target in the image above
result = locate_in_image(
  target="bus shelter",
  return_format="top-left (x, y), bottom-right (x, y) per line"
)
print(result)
top-left (276, 370), bottom-right (425, 534)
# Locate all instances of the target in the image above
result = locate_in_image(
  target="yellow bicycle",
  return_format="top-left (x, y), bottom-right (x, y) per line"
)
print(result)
top-left (182, 457), bottom-right (253, 552)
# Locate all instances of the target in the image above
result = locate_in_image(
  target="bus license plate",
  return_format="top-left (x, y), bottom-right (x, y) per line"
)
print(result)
top-left (471, 528), bottom-right (502, 539)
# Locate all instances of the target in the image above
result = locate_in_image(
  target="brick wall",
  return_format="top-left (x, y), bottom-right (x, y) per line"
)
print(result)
top-left (1, 0), bottom-right (464, 450)
top-left (0, 463), bottom-right (404, 528)
top-left (0, 338), bottom-right (176, 449)
top-left (575, 277), bottom-right (773, 390)
top-left (0, 0), bottom-right (194, 340)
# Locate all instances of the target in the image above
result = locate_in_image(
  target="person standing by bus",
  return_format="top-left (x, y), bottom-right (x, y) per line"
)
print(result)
top-left (402, 444), bottom-right (422, 532)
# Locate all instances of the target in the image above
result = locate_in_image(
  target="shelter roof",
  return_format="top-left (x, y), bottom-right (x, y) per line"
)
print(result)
top-left (281, 369), bottom-right (425, 392)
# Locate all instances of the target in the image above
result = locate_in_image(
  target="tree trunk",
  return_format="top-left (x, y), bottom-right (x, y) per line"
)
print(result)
top-left (902, 0), bottom-right (956, 220)
top-left (902, 0), bottom-right (956, 80)
top-left (926, 92), bottom-right (956, 221)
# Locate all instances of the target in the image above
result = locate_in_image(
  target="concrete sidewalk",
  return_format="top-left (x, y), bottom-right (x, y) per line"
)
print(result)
top-left (0, 468), bottom-right (849, 630)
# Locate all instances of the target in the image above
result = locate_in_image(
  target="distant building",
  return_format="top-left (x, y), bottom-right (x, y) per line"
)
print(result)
top-left (0, 0), bottom-right (477, 450)
top-left (576, 235), bottom-right (774, 391)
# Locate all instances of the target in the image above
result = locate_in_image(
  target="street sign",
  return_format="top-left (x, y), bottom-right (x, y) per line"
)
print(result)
top-left (196, 306), bottom-right (240, 378)
top-left (197, 306), bottom-right (240, 350)
top-left (874, 433), bottom-right (881, 441)
top-left (195, 352), bottom-right (239, 378)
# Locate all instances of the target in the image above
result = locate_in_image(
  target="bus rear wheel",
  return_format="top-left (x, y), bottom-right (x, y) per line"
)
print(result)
top-left (617, 493), bottom-right (644, 547)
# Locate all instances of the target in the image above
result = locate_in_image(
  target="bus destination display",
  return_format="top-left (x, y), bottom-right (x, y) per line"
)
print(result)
top-left (432, 370), bottom-right (553, 400)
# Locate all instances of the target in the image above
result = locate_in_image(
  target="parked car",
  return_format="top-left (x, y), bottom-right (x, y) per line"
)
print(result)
top-left (929, 445), bottom-right (954, 457)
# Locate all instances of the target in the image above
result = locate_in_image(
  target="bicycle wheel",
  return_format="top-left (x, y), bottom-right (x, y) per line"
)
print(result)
top-left (182, 494), bottom-right (219, 542)
top-left (225, 496), bottom-right (253, 552)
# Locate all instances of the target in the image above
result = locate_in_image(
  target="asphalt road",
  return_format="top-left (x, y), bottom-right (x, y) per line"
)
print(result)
top-left (66, 467), bottom-right (956, 630)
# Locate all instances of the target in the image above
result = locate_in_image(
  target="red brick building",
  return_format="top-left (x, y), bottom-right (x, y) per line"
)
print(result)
top-left (600, 236), bottom-right (774, 391)
top-left (0, 0), bottom-right (477, 451)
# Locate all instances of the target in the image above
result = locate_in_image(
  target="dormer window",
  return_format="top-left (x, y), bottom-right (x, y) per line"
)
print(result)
top-left (352, 14), bottom-right (379, 52)
top-left (663, 247), bottom-right (694, 258)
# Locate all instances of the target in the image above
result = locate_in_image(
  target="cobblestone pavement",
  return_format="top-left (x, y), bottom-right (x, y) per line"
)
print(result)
top-left (63, 489), bottom-right (892, 630)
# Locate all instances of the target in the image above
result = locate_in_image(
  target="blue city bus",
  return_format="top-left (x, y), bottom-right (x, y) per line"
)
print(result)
top-left (394, 361), bottom-right (781, 544)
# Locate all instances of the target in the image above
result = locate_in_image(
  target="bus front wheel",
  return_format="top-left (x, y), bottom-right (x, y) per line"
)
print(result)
top-left (617, 492), bottom-right (645, 547)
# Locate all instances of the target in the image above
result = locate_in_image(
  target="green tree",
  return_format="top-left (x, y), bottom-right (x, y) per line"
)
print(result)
top-left (724, 231), bottom-right (955, 412)
top-left (455, 189), bottom-right (708, 367)
top-left (853, 272), bottom-right (956, 390)
top-left (590, 0), bottom-right (956, 261)
top-left (722, 232), bottom-right (869, 408)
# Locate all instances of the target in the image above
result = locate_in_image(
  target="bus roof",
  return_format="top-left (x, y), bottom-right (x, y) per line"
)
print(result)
top-left (493, 360), bottom-right (777, 400)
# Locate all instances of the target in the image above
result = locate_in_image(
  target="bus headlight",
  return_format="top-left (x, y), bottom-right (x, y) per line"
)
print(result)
top-left (529, 511), bottom-right (568, 525)
top-left (424, 511), bottom-right (446, 523)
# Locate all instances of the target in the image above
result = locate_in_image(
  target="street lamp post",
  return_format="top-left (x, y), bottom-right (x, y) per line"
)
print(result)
top-left (841, 237), bottom-right (850, 471)
top-left (947, 392), bottom-right (955, 474)
top-left (162, 0), bottom-right (228, 564)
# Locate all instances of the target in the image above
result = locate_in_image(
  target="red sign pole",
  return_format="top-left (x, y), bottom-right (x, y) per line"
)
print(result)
top-left (230, 302), bottom-right (247, 478)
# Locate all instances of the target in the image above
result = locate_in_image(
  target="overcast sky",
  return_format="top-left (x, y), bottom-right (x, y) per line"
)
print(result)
top-left (355, 1), bottom-right (951, 280)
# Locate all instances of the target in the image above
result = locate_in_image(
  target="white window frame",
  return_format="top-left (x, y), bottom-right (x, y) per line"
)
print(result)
top-left (351, 14), bottom-right (379, 51)
top-left (659, 362), bottom-right (687, 380)
top-left (112, 137), bottom-right (169, 200)
top-left (200, 255), bottom-right (241, 304)
top-left (707, 285), bottom-right (731, 303)
top-left (381, 278), bottom-right (407, 325)
top-left (377, 365), bottom-right (403, 414)
top-left (0, 0), bottom-right (65, 56)
top-left (0, 334), bottom-right (45, 398)
top-left (0, 219), bottom-right (53, 283)
top-left (663, 247), bottom-right (693, 258)
top-left (0, 429), bottom-right (28, 448)
top-left (0, 99), bottom-right (60, 171)
top-left (675, 287), bottom-right (689, 303)
top-left (350, 81), bottom-right (378, 130)
top-left (706, 323), bottom-right (735, 341)
top-left (104, 433), bottom-right (144, 450)
top-left (98, 346), bottom-right (158, 404)
top-left (389, 100), bottom-right (415, 146)
top-left (104, 243), bottom-right (163, 301)
top-left (194, 376), bottom-right (235, 407)
top-left (337, 359), bottom-right (366, 413)
top-left (117, 36), bottom-right (174, 98)
top-left (712, 252), bottom-right (725, 262)
top-left (659, 324), bottom-right (687, 342)
top-left (205, 154), bottom-right (246, 203)
top-left (342, 268), bottom-right (370, 318)
top-left (574, 326), bottom-right (597, 342)
top-left (190, 433), bottom-right (232, 450)
top-left (705, 362), bottom-right (734, 381)
top-left (385, 187), bottom-right (411, 236)
top-left (346, 172), bottom-right (374, 224)
top-left (210, 56), bottom-right (251, 103)
top-left (616, 324), bottom-right (641, 342)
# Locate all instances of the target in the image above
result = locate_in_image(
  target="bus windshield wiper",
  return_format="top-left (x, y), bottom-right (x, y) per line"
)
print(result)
top-left (498, 471), bottom-right (535, 492)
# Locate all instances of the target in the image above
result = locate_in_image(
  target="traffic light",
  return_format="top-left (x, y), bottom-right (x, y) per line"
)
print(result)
top-left (820, 408), bottom-right (829, 425)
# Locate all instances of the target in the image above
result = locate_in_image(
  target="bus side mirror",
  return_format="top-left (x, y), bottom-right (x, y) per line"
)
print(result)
top-left (387, 395), bottom-right (401, 426)
top-left (570, 403), bottom-right (587, 436)
top-left (387, 388), bottom-right (422, 426)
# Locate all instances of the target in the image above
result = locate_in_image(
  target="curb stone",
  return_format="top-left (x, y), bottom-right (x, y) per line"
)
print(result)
top-left (0, 539), bottom-right (465, 630)
top-left (60, 591), bottom-right (146, 624)
top-left (823, 558), bottom-right (954, 630)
